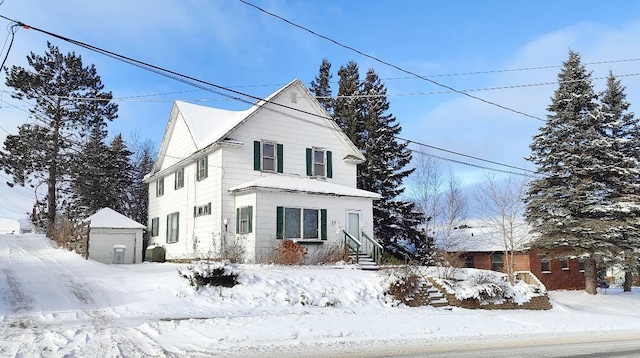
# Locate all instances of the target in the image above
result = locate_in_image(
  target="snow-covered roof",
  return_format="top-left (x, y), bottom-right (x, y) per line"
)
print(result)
top-left (436, 219), bottom-right (534, 252)
top-left (175, 101), bottom-right (256, 150)
top-left (228, 175), bottom-right (381, 199)
top-left (85, 208), bottom-right (146, 229)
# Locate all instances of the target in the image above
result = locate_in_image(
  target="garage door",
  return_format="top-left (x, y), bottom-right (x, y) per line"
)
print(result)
top-left (90, 233), bottom-right (136, 264)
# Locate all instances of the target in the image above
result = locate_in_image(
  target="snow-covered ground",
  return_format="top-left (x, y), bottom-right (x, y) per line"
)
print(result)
top-left (1, 234), bottom-right (640, 357)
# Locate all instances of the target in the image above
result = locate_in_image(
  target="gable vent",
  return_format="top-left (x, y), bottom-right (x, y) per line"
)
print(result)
top-left (291, 92), bottom-right (298, 103)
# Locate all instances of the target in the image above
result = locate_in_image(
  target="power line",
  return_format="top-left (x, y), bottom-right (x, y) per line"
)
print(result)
top-left (237, 0), bottom-right (544, 122)
top-left (0, 14), bottom-right (537, 177)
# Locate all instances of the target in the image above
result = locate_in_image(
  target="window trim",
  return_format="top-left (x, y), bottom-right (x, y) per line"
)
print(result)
top-left (306, 148), bottom-right (332, 178)
top-left (196, 156), bottom-right (208, 181)
top-left (151, 217), bottom-right (159, 237)
top-left (491, 252), bottom-right (504, 272)
top-left (194, 203), bottom-right (211, 217)
top-left (236, 205), bottom-right (253, 234)
top-left (276, 206), bottom-right (326, 241)
top-left (540, 256), bottom-right (551, 273)
top-left (175, 168), bottom-right (184, 189)
top-left (312, 148), bottom-right (326, 177)
top-left (262, 141), bottom-right (276, 172)
top-left (156, 178), bottom-right (164, 197)
top-left (166, 212), bottom-right (179, 244)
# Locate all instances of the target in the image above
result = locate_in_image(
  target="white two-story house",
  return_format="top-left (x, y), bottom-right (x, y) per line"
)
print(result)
top-left (144, 79), bottom-right (380, 263)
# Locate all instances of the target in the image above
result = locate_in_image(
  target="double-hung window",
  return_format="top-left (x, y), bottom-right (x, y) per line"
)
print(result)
top-left (196, 156), bottom-right (208, 181)
top-left (166, 212), bottom-right (179, 243)
top-left (156, 178), bottom-right (164, 197)
top-left (491, 253), bottom-right (503, 272)
top-left (540, 256), bottom-right (551, 272)
top-left (276, 206), bottom-right (327, 240)
top-left (150, 217), bottom-right (159, 237)
top-left (306, 148), bottom-right (332, 178)
top-left (236, 206), bottom-right (253, 234)
top-left (194, 203), bottom-right (211, 217)
top-left (254, 141), bottom-right (283, 173)
top-left (560, 257), bottom-right (569, 270)
top-left (175, 168), bottom-right (184, 189)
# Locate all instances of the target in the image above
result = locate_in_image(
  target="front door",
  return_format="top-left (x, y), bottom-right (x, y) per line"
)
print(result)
top-left (347, 211), bottom-right (360, 240)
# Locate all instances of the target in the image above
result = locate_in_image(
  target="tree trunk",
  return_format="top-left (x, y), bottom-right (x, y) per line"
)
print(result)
top-left (623, 270), bottom-right (633, 292)
top-left (583, 258), bottom-right (597, 295)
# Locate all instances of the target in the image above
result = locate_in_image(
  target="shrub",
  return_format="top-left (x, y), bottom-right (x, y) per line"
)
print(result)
top-left (265, 240), bottom-right (308, 265)
top-left (383, 266), bottom-right (429, 307)
top-left (178, 260), bottom-right (239, 289)
top-left (308, 242), bottom-right (348, 264)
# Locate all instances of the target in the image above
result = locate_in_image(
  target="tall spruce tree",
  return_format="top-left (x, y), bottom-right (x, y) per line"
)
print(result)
top-left (309, 58), bottom-right (334, 114)
top-left (597, 72), bottom-right (640, 291)
top-left (334, 61), bottom-right (365, 149)
top-left (525, 51), bottom-right (640, 294)
top-left (128, 137), bottom-right (155, 230)
top-left (360, 69), bottom-right (424, 258)
top-left (0, 42), bottom-right (118, 233)
top-left (105, 134), bottom-right (133, 214)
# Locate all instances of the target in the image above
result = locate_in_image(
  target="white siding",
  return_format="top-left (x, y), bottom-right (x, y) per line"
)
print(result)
top-left (161, 112), bottom-right (198, 170)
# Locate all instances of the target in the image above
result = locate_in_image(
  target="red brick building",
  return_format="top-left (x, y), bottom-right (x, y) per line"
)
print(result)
top-left (442, 220), bottom-right (585, 290)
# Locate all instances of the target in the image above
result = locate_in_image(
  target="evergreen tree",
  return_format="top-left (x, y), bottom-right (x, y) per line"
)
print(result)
top-left (334, 61), bottom-right (365, 149)
top-left (67, 125), bottom-right (110, 218)
top-left (359, 69), bottom-right (424, 258)
top-left (128, 138), bottom-right (155, 228)
top-left (525, 51), bottom-right (640, 294)
top-left (309, 58), bottom-right (334, 114)
top-left (0, 42), bottom-right (118, 233)
top-left (105, 134), bottom-right (133, 214)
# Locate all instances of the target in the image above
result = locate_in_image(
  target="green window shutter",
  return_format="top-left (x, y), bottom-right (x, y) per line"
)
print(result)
top-left (276, 206), bottom-right (284, 239)
top-left (320, 209), bottom-right (327, 240)
top-left (176, 213), bottom-right (179, 242)
top-left (326, 151), bottom-right (333, 178)
top-left (277, 144), bottom-right (284, 173)
top-left (236, 208), bottom-right (240, 234)
top-left (306, 148), bottom-right (312, 176)
top-left (166, 215), bottom-right (169, 243)
top-left (207, 202), bottom-right (211, 214)
top-left (254, 141), bottom-right (261, 171)
top-left (175, 172), bottom-right (178, 190)
top-left (248, 206), bottom-right (253, 233)
top-left (204, 155), bottom-right (208, 178)
top-left (193, 206), bottom-right (196, 217)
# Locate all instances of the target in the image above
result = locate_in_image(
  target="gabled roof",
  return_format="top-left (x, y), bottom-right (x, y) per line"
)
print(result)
top-left (85, 208), bottom-right (146, 229)
top-left (228, 175), bottom-right (381, 199)
top-left (150, 79), bottom-right (365, 177)
top-left (436, 219), bottom-right (534, 253)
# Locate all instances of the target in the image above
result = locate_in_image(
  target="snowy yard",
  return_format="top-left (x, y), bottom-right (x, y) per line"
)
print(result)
top-left (1, 234), bottom-right (640, 357)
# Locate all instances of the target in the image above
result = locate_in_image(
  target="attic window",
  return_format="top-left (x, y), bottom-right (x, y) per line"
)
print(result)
top-left (291, 92), bottom-right (298, 103)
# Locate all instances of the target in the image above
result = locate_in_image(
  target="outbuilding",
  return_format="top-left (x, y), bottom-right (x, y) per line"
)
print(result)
top-left (86, 208), bottom-right (146, 264)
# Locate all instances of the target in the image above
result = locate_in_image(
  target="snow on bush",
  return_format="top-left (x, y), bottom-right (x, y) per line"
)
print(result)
top-left (178, 260), bottom-right (240, 289)
top-left (436, 269), bottom-right (539, 305)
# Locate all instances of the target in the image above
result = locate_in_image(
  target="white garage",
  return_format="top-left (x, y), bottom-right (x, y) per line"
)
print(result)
top-left (86, 208), bottom-right (146, 264)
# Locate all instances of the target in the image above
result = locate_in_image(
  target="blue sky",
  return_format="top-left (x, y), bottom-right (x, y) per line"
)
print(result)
top-left (2, 0), bottom-right (640, 219)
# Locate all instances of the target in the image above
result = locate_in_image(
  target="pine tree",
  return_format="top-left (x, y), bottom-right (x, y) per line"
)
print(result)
top-left (359, 68), bottom-right (424, 259)
top-left (309, 58), bottom-right (334, 114)
top-left (334, 61), bottom-right (365, 149)
top-left (0, 42), bottom-right (118, 233)
top-left (525, 51), bottom-right (640, 294)
top-left (105, 134), bottom-right (133, 214)
top-left (128, 138), bottom-right (155, 228)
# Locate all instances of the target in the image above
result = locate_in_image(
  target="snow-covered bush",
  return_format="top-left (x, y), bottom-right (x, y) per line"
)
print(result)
top-left (178, 260), bottom-right (240, 289)
top-left (437, 270), bottom-right (538, 305)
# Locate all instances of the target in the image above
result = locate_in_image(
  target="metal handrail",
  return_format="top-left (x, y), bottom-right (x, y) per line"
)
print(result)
top-left (343, 230), bottom-right (361, 263)
top-left (361, 231), bottom-right (383, 265)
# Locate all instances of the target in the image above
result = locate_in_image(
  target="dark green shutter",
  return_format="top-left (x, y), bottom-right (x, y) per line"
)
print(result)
top-left (193, 206), bottom-right (196, 217)
top-left (306, 148), bottom-right (312, 176)
top-left (207, 202), bottom-right (211, 215)
top-left (277, 144), bottom-right (284, 173)
top-left (236, 208), bottom-right (240, 234)
top-left (326, 151), bottom-right (333, 178)
top-left (276, 206), bottom-right (284, 239)
top-left (204, 156), bottom-right (208, 178)
top-left (166, 215), bottom-right (169, 243)
top-left (320, 209), bottom-right (327, 240)
top-left (254, 141), bottom-right (261, 171)
top-left (248, 206), bottom-right (253, 233)
top-left (175, 172), bottom-right (178, 190)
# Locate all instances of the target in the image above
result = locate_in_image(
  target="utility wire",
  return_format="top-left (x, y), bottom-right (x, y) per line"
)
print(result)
top-left (0, 14), bottom-right (536, 176)
top-left (237, 0), bottom-right (544, 122)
